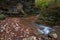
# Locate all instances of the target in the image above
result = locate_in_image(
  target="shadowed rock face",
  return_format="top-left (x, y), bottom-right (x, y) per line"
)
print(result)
top-left (0, 0), bottom-right (34, 12)
top-left (0, 17), bottom-right (41, 40)
top-left (0, 0), bottom-right (39, 16)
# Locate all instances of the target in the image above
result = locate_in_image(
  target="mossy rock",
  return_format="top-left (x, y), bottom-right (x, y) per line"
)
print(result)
top-left (0, 14), bottom-right (6, 20)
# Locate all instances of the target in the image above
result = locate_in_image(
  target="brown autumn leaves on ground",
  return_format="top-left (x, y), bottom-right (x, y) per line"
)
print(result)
top-left (0, 16), bottom-right (60, 40)
top-left (0, 17), bottom-right (41, 40)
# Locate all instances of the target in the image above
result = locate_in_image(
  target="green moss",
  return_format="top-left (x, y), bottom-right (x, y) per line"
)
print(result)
top-left (55, 0), bottom-right (60, 7)
top-left (0, 14), bottom-right (6, 20)
top-left (35, 0), bottom-right (55, 8)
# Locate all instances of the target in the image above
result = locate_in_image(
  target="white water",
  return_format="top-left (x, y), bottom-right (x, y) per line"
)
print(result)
top-left (32, 22), bottom-right (55, 35)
